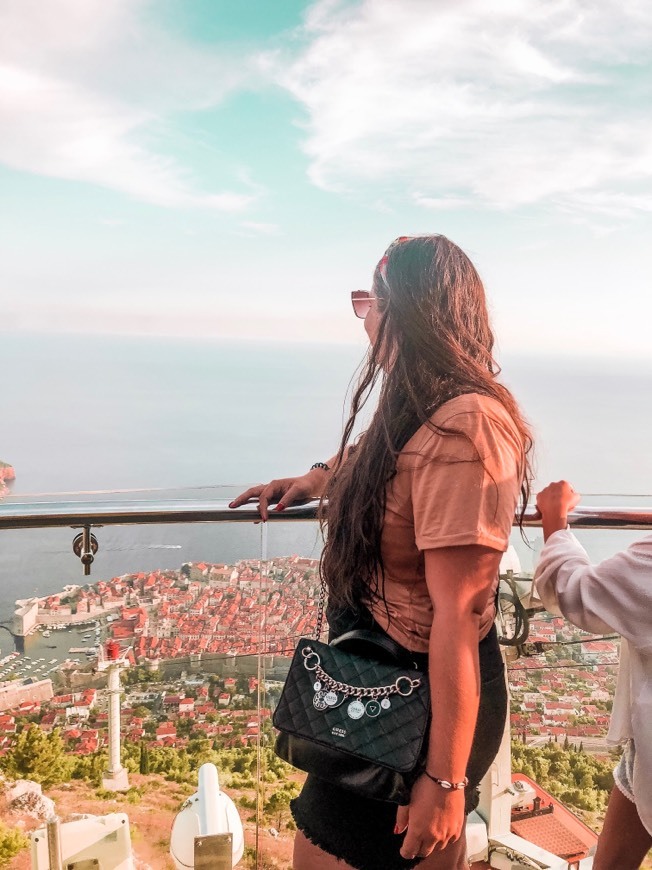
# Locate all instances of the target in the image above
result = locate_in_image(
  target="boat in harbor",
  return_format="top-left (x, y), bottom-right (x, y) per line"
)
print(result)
top-left (42, 630), bottom-right (51, 637)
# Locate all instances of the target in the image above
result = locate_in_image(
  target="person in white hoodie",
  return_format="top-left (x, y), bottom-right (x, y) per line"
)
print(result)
top-left (534, 480), bottom-right (652, 870)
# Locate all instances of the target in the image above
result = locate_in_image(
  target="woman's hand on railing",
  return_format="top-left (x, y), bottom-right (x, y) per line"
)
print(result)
top-left (228, 470), bottom-right (329, 521)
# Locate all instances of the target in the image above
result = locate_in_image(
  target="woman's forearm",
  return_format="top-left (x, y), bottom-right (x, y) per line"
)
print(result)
top-left (302, 446), bottom-right (351, 497)
top-left (426, 613), bottom-right (481, 783)
top-left (324, 444), bottom-right (351, 472)
top-left (422, 546), bottom-right (502, 783)
top-left (534, 532), bottom-right (652, 642)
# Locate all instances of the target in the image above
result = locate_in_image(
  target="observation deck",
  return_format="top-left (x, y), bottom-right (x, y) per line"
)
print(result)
top-left (1, 489), bottom-right (650, 869)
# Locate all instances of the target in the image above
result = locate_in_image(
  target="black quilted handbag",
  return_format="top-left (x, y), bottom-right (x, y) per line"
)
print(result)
top-left (273, 628), bottom-right (431, 803)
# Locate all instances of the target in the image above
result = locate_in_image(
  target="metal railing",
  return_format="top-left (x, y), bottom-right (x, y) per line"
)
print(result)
top-left (2, 495), bottom-right (652, 530)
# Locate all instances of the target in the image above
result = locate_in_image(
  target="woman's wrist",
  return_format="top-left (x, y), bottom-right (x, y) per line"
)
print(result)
top-left (422, 770), bottom-right (468, 791)
top-left (309, 462), bottom-right (330, 473)
top-left (304, 463), bottom-right (331, 497)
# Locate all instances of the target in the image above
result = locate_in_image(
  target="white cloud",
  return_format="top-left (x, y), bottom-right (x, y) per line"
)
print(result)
top-left (266, 0), bottom-right (652, 214)
top-left (412, 194), bottom-right (473, 211)
top-left (239, 221), bottom-right (282, 235)
top-left (556, 190), bottom-right (652, 220)
top-left (0, 0), bottom-right (256, 209)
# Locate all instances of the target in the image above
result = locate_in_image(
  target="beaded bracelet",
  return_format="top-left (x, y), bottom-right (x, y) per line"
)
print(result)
top-left (310, 462), bottom-right (330, 472)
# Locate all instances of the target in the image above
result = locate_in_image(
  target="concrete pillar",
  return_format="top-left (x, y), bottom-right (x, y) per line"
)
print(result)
top-left (102, 660), bottom-right (129, 792)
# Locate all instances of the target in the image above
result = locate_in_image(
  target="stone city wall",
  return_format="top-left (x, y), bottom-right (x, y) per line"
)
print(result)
top-left (0, 678), bottom-right (54, 712)
top-left (12, 598), bottom-right (39, 637)
top-left (35, 605), bottom-right (123, 628)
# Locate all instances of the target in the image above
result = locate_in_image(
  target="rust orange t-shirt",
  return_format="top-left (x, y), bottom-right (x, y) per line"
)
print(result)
top-left (367, 393), bottom-right (523, 653)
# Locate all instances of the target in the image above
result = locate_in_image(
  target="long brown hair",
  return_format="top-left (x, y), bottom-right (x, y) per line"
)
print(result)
top-left (320, 235), bottom-right (533, 613)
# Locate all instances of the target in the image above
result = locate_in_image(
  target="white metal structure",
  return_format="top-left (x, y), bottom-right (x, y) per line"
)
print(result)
top-left (31, 813), bottom-right (133, 870)
top-left (170, 763), bottom-right (244, 868)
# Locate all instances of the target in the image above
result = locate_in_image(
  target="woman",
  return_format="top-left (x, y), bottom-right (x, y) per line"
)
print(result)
top-left (230, 235), bottom-right (533, 869)
top-left (535, 481), bottom-right (652, 870)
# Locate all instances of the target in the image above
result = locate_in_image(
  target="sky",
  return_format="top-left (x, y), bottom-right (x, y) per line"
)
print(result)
top-left (1, 0), bottom-right (652, 358)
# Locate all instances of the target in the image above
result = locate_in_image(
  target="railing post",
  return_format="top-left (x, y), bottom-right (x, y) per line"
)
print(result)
top-left (46, 815), bottom-right (63, 870)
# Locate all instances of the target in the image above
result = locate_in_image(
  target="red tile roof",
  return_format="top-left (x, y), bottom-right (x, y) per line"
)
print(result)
top-left (511, 814), bottom-right (589, 860)
top-left (510, 773), bottom-right (598, 861)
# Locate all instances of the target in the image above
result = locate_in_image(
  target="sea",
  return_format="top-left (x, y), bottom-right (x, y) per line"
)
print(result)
top-left (2, 332), bottom-right (652, 651)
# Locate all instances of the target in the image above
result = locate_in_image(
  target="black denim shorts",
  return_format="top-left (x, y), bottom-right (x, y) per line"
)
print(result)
top-left (290, 611), bottom-right (507, 870)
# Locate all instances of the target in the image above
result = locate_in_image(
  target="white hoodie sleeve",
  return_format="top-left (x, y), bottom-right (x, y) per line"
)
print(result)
top-left (533, 529), bottom-right (652, 652)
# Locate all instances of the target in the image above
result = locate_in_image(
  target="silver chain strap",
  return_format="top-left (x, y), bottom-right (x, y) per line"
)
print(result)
top-left (302, 646), bottom-right (421, 698)
top-left (315, 576), bottom-right (326, 640)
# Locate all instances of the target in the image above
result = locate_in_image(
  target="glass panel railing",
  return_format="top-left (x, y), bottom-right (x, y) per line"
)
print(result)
top-left (2, 494), bottom-right (652, 868)
top-left (0, 488), bottom-right (317, 870)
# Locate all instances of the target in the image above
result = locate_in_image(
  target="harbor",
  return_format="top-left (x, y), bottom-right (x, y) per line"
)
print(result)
top-left (0, 620), bottom-right (105, 684)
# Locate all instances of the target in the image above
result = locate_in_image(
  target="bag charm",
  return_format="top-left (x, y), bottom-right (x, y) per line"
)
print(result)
top-left (302, 645), bottom-right (420, 719)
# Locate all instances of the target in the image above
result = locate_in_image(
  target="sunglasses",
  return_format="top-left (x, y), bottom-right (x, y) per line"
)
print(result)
top-left (351, 290), bottom-right (377, 319)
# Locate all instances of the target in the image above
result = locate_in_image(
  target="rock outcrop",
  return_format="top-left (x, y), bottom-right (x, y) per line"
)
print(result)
top-left (6, 779), bottom-right (56, 821)
top-left (0, 460), bottom-right (15, 481)
top-left (0, 460), bottom-right (14, 497)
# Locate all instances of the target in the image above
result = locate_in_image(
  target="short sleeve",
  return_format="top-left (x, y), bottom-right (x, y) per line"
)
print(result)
top-left (408, 400), bottom-right (522, 552)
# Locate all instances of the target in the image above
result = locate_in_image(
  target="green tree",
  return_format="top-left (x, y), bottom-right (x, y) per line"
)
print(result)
top-left (146, 745), bottom-right (192, 781)
top-left (1, 726), bottom-right (73, 788)
top-left (72, 750), bottom-right (107, 785)
top-left (263, 784), bottom-right (300, 831)
top-left (532, 757), bottom-right (550, 781)
top-left (176, 717), bottom-right (194, 738)
top-left (132, 706), bottom-right (151, 719)
top-left (511, 739), bottom-right (614, 814)
top-left (121, 739), bottom-right (142, 773)
top-left (0, 820), bottom-right (28, 867)
top-left (139, 741), bottom-right (150, 775)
